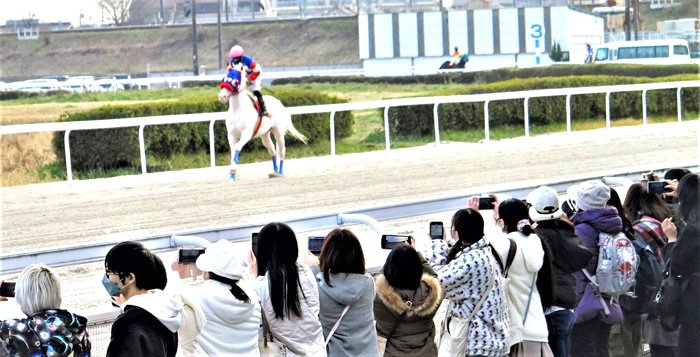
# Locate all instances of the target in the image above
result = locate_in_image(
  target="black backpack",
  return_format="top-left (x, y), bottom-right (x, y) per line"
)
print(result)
top-left (619, 220), bottom-right (665, 314)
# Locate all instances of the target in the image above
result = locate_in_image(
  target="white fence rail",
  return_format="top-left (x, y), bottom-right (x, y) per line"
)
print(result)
top-left (1, 80), bottom-right (698, 181)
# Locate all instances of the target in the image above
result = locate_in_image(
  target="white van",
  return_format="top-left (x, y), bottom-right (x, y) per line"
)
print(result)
top-left (593, 39), bottom-right (691, 64)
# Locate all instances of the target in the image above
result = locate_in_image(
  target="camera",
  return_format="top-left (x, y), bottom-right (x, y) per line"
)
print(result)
top-left (647, 181), bottom-right (669, 194)
top-left (178, 248), bottom-right (206, 264)
top-left (381, 234), bottom-right (410, 250)
top-left (308, 236), bottom-right (326, 256)
top-left (478, 196), bottom-right (496, 210)
top-left (0, 281), bottom-right (15, 298)
top-left (429, 221), bottom-right (443, 240)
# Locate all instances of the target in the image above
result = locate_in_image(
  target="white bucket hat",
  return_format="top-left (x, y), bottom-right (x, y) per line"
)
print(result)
top-left (195, 239), bottom-right (246, 280)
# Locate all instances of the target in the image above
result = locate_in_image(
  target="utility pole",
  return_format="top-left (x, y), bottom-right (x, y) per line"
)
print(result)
top-left (160, 0), bottom-right (164, 24)
top-left (192, 0), bottom-right (199, 75)
top-left (218, 0), bottom-right (223, 70)
top-left (624, 0), bottom-right (631, 41)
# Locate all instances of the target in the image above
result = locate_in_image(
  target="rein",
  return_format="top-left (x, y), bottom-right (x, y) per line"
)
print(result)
top-left (245, 92), bottom-right (264, 137)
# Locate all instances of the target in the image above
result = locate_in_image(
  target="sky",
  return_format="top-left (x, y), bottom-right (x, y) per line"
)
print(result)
top-left (0, 0), bottom-right (103, 26)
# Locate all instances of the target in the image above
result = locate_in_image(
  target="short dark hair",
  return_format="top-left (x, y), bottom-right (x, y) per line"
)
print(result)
top-left (105, 241), bottom-right (167, 291)
top-left (664, 168), bottom-right (691, 182)
top-left (383, 244), bottom-right (422, 290)
top-left (320, 228), bottom-right (365, 286)
top-left (677, 173), bottom-right (700, 224)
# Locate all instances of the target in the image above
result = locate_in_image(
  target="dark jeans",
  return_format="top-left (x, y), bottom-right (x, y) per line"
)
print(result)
top-left (649, 344), bottom-right (675, 357)
top-left (571, 319), bottom-right (612, 357)
top-left (546, 310), bottom-right (575, 357)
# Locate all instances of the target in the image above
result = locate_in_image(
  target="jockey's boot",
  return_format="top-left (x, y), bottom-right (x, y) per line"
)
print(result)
top-left (253, 90), bottom-right (269, 116)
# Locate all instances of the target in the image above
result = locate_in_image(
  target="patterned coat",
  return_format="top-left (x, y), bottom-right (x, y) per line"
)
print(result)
top-left (427, 238), bottom-right (510, 357)
top-left (1, 309), bottom-right (91, 357)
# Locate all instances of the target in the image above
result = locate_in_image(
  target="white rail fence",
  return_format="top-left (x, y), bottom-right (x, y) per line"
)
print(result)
top-left (1, 80), bottom-right (698, 181)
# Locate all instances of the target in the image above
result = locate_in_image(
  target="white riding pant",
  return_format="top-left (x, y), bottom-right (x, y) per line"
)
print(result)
top-left (248, 75), bottom-right (262, 92)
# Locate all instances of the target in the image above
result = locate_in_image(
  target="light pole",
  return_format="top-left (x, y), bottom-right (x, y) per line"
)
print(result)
top-left (192, 0), bottom-right (199, 75)
top-left (218, 0), bottom-right (223, 70)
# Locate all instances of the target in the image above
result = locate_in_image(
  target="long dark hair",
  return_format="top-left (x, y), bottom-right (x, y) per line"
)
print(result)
top-left (207, 272), bottom-right (250, 303)
top-left (383, 244), bottom-right (422, 290)
top-left (677, 174), bottom-right (700, 224)
top-left (319, 228), bottom-right (366, 286)
top-left (446, 208), bottom-right (484, 263)
top-left (257, 222), bottom-right (304, 319)
top-left (498, 199), bottom-right (534, 236)
top-left (623, 182), bottom-right (672, 223)
top-left (607, 188), bottom-right (635, 240)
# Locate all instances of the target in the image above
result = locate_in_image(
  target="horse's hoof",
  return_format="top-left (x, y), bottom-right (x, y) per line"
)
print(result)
top-left (268, 172), bottom-right (283, 179)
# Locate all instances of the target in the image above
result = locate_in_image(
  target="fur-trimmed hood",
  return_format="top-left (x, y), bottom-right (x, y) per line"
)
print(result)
top-left (375, 273), bottom-right (443, 318)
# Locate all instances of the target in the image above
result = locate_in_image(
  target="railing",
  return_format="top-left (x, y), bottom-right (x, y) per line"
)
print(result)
top-left (1, 80), bottom-right (697, 181)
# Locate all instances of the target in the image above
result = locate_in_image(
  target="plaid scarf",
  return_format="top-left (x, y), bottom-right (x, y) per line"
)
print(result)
top-left (632, 216), bottom-right (667, 264)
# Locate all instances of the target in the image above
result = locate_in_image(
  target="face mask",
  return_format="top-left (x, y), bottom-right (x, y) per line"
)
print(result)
top-left (102, 274), bottom-right (122, 297)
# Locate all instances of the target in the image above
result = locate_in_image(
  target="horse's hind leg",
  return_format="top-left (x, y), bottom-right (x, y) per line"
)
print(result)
top-left (260, 131), bottom-right (279, 174)
top-left (272, 127), bottom-right (287, 176)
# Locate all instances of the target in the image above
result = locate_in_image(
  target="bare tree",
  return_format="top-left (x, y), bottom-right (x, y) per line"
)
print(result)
top-left (99, 0), bottom-right (134, 25)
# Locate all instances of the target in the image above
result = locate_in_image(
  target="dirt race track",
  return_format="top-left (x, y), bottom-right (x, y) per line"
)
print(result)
top-left (1, 121), bottom-right (698, 255)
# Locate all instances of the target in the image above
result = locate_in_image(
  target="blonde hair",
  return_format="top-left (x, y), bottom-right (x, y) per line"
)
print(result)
top-left (15, 264), bottom-right (62, 316)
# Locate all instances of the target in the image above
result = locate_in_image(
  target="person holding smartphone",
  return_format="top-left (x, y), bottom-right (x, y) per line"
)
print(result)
top-left (249, 222), bottom-right (326, 356)
top-left (426, 208), bottom-right (510, 356)
top-left (374, 242), bottom-right (444, 356)
top-left (0, 264), bottom-right (91, 356)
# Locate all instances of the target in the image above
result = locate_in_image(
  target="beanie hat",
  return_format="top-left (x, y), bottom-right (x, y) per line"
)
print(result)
top-left (195, 239), bottom-right (246, 280)
top-left (527, 186), bottom-right (562, 222)
top-left (574, 180), bottom-right (611, 211)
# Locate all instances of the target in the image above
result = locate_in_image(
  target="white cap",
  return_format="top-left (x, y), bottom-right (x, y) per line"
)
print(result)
top-left (527, 186), bottom-right (563, 222)
top-left (196, 240), bottom-right (246, 280)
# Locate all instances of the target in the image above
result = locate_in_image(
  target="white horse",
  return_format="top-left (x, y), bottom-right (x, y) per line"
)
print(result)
top-left (218, 79), bottom-right (307, 182)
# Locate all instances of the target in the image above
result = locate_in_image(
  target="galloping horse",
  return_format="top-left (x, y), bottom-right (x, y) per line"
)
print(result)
top-left (218, 69), bottom-right (307, 182)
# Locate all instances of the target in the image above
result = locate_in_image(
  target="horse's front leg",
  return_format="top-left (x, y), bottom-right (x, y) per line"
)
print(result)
top-left (227, 128), bottom-right (240, 182)
top-left (229, 129), bottom-right (254, 181)
top-left (260, 132), bottom-right (279, 175)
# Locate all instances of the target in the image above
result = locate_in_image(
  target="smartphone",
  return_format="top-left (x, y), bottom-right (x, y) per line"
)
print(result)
top-left (381, 234), bottom-right (410, 250)
top-left (251, 232), bottom-right (259, 257)
top-left (178, 248), bottom-right (206, 264)
top-left (308, 236), bottom-right (326, 256)
top-left (0, 281), bottom-right (16, 298)
top-left (429, 221), bottom-right (444, 240)
top-left (478, 196), bottom-right (496, 210)
top-left (647, 181), bottom-right (667, 194)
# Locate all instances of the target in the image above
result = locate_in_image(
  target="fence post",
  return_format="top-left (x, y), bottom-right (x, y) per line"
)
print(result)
top-left (384, 107), bottom-right (391, 151)
top-left (64, 130), bottom-right (73, 181)
top-left (433, 103), bottom-right (440, 144)
top-left (524, 97), bottom-right (530, 137)
top-left (605, 92), bottom-right (611, 129)
top-left (484, 100), bottom-right (490, 143)
top-left (139, 124), bottom-right (147, 174)
top-left (566, 94), bottom-right (572, 133)
top-left (677, 87), bottom-right (682, 122)
top-left (330, 111), bottom-right (336, 156)
top-left (209, 120), bottom-right (216, 167)
top-left (642, 89), bottom-right (648, 126)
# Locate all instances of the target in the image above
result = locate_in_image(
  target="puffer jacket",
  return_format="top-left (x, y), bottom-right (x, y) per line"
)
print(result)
top-left (572, 208), bottom-right (624, 324)
top-left (374, 273), bottom-right (444, 356)
top-left (1, 309), bottom-right (91, 357)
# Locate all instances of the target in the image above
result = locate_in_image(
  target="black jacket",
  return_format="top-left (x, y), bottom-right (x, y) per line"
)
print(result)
top-left (535, 220), bottom-right (594, 309)
top-left (670, 223), bottom-right (700, 326)
top-left (106, 305), bottom-right (178, 357)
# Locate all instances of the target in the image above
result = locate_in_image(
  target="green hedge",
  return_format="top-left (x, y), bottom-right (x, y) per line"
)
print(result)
top-left (272, 64), bottom-right (700, 86)
top-left (52, 89), bottom-right (353, 171)
top-left (389, 74), bottom-right (699, 136)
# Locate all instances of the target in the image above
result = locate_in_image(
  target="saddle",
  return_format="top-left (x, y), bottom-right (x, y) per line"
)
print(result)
top-left (245, 91), bottom-right (266, 137)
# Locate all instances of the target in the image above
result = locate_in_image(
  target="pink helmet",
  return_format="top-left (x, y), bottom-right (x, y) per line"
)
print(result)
top-left (229, 45), bottom-right (244, 58)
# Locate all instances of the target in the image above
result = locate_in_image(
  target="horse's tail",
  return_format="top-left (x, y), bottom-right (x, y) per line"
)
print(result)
top-left (286, 120), bottom-right (308, 144)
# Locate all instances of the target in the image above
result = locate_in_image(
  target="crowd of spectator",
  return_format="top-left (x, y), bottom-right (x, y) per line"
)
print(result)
top-left (0, 169), bottom-right (698, 357)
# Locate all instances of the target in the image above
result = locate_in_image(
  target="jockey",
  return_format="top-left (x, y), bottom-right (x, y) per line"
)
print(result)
top-left (228, 45), bottom-right (268, 116)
